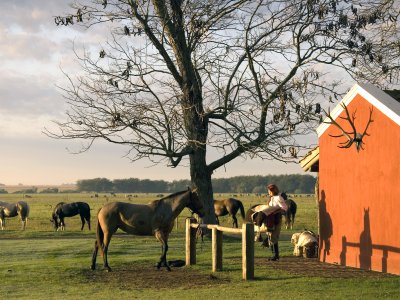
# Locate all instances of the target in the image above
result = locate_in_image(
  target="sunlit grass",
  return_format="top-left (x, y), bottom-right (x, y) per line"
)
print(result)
top-left (1, 194), bottom-right (399, 299)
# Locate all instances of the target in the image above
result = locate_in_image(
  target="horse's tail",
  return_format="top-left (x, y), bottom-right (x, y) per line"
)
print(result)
top-left (238, 200), bottom-right (245, 220)
top-left (96, 219), bottom-right (105, 256)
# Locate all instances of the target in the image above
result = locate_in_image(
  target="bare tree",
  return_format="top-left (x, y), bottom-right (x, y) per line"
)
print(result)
top-left (48, 0), bottom-right (400, 223)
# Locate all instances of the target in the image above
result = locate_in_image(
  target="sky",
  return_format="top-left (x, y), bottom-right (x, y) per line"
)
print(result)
top-left (0, 0), bottom-right (318, 186)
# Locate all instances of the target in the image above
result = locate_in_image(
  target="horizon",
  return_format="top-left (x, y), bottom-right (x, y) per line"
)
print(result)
top-left (0, 166), bottom-right (312, 187)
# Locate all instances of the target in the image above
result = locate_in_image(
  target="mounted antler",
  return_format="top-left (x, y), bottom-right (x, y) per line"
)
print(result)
top-left (324, 103), bottom-right (374, 152)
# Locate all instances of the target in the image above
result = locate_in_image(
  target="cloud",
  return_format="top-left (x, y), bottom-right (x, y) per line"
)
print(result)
top-left (0, 69), bottom-right (67, 137)
top-left (0, 0), bottom-right (106, 63)
top-left (0, 0), bottom-right (76, 33)
top-left (0, 27), bottom-right (61, 62)
top-left (0, 1), bottom-right (111, 137)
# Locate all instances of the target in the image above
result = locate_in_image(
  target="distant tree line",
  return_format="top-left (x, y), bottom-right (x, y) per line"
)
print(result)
top-left (76, 175), bottom-right (316, 194)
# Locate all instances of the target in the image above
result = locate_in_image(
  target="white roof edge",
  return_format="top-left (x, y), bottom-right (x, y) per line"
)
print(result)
top-left (317, 83), bottom-right (400, 137)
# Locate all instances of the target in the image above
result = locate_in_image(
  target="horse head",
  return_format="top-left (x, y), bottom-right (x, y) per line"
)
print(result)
top-left (50, 213), bottom-right (59, 230)
top-left (187, 187), bottom-right (205, 218)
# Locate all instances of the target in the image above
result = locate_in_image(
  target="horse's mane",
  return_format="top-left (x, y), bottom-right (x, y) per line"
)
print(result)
top-left (148, 199), bottom-right (161, 209)
top-left (148, 190), bottom-right (189, 208)
top-left (160, 189), bottom-right (188, 200)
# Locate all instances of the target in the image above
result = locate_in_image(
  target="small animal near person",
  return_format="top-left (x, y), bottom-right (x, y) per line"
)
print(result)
top-left (91, 188), bottom-right (204, 272)
top-left (213, 198), bottom-right (245, 228)
top-left (51, 202), bottom-right (91, 231)
top-left (291, 230), bottom-right (319, 258)
top-left (0, 201), bottom-right (30, 230)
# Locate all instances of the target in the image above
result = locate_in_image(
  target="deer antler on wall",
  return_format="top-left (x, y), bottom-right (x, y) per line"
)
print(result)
top-left (324, 103), bottom-right (374, 152)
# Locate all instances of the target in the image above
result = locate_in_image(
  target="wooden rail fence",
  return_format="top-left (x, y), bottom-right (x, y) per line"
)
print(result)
top-left (185, 218), bottom-right (259, 280)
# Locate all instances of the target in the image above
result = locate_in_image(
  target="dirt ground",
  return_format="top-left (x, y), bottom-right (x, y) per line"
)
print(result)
top-left (83, 256), bottom-right (395, 289)
top-left (83, 262), bottom-right (230, 289)
top-left (255, 256), bottom-right (396, 278)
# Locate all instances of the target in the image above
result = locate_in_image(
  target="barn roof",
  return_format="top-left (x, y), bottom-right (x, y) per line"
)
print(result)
top-left (299, 146), bottom-right (319, 172)
top-left (384, 89), bottom-right (400, 103)
top-left (316, 83), bottom-right (400, 138)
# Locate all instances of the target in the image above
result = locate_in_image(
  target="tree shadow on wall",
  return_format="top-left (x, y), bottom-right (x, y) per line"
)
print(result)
top-left (319, 190), bottom-right (333, 262)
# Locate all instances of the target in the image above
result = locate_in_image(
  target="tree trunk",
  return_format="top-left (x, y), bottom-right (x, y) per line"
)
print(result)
top-left (189, 147), bottom-right (216, 225)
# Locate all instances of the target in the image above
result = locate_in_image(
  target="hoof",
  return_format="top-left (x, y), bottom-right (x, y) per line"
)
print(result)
top-left (90, 265), bottom-right (96, 271)
top-left (267, 257), bottom-right (279, 261)
top-left (156, 261), bottom-right (171, 271)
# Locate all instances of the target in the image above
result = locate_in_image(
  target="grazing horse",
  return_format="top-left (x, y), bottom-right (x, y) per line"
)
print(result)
top-left (214, 198), bottom-right (245, 228)
top-left (91, 188), bottom-right (204, 272)
top-left (0, 201), bottom-right (30, 230)
top-left (51, 202), bottom-right (91, 231)
top-left (281, 192), bottom-right (297, 229)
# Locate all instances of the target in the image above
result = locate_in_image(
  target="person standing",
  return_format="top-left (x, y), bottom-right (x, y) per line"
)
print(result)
top-left (266, 183), bottom-right (288, 261)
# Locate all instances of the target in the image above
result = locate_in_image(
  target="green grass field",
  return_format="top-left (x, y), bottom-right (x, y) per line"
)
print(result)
top-left (1, 193), bottom-right (399, 299)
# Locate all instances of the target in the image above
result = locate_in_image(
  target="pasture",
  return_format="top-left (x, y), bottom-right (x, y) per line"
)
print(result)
top-left (0, 193), bottom-right (399, 299)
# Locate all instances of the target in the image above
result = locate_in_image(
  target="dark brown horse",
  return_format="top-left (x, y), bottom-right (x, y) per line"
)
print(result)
top-left (281, 192), bottom-right (297, 229)
top-left (0, 201), bottom-right (29, 230)
top-left (91, 188), bottom-right (204, 272)
top-left (214, 198), bottom-right (245, 228)
top-left (51, 202), bottom-right (91, 231)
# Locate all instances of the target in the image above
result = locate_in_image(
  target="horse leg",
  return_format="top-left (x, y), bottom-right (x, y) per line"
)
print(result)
top-left (60, 218), bottom-right (65, 231)
top-left (91, 240), bottom-right (99, 270)
top-left (21, 216), bottom-right (27, 230)
top-left (80, 215), bottom-right (85, 230)
top-left (155, 231), bottom-right (171, 271)
top-left (285, 216), bottom-right (289, 230)
top-left (216, 216), bottom-right (220, 225)
top-left (291, 213), bottom-right (295, 229)
top-left (254, 226), bottom-right (263, 242)
top-left (102, 232), bottom-right (113, 272)
top-left (232, 215), bottom-right (238, 228)
top-left (0, 218), bottom-right (4, 230)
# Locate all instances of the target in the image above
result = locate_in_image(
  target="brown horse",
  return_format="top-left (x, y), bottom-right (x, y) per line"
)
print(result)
top-left (0, 201), bottom-right (30, 230)
top-left (214, 198), bottom-right (245, 228)
top-left (91, 188), bottom-right (204, 272)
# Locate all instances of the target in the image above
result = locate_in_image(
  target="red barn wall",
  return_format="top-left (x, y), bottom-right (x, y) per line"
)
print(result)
top-left (319, 94), bottom-right (400, 275)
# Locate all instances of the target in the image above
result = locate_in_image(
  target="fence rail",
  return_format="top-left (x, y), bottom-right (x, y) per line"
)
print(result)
top-left (185, 218), bottom-right (257, 280)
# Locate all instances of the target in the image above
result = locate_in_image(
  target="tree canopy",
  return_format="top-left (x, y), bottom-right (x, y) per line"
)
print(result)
top-left (76, 175), bottom-right (316, 193)
top-left (49, 0), bottom-right (400, 222)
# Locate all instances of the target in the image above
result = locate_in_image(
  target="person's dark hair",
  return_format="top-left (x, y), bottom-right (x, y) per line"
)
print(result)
top-left (267, 184), bottom-right (279, 196)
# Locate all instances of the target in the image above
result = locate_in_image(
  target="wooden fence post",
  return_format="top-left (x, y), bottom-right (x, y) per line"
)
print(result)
top-left (242, 223), bottom-right (254, 280)
top-left (212, 227), bottom-right (223, 272)
top-left (185, 218), bottom-right (197, 265)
